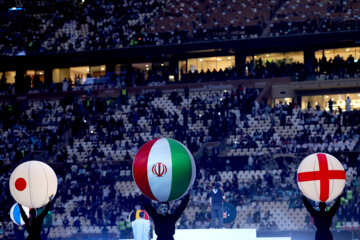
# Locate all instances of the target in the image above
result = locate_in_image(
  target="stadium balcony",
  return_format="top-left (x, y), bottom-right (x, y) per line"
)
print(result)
top-left (1, 0), bottom-right (360, 57)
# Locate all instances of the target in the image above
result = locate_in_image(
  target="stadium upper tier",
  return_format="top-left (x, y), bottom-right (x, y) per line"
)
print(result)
top-left (0, 0), bottom-right (359, 56)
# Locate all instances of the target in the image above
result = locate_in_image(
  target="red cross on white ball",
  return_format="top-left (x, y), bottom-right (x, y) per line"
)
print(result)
top-left (297, 153), bottom-right (346, 202)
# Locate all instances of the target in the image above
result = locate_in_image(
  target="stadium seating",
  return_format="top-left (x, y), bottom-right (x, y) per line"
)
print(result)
top-left (1, 0), bottom-right (360, 56)
top-left (1, 84), bottom-right (360, 239)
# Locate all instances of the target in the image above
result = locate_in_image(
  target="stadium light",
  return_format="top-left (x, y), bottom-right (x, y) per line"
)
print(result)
top-left (9, 7), bottom-right (22, 11)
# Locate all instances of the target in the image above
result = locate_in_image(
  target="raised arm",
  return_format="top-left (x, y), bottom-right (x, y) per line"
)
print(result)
top-left (43, 226), bottom-right (50, 236)
top-left (141, 195), bottom-right (157, 219)
top-left (302, 196), bottom-right (315, 216)
top-left (38, 201), bottom-right (52, 222)
top-left (18, 204), bottom-right (29, 225)
top-left (173, 193), bottom-right (190, 221)
top-left (328, 196), bottom-right (341, 217)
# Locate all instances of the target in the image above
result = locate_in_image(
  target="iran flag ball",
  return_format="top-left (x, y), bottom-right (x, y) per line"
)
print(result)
top-left (297, 153), bottom-right (346, 202)
top-left (133, 138), bottom-right (196, 202)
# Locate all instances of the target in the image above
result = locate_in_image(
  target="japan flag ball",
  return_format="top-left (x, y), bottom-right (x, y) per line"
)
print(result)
top-left (9, 161), bottom-right (58, 209)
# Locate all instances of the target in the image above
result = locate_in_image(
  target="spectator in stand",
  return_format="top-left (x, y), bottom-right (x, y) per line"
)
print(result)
top-left (346, 96), bottom-right (351, 112)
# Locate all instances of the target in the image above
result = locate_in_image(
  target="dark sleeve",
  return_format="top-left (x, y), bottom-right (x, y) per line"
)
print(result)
top-left (329, 196), bottom-right (341, 217)
top-left (173, 194), bottom-right (190, 221)
top-left (302, 196), bottom-right (315, 216)
top-left (38, 201), bottom-right (51, 221)
top-left (18, 204), bottom-right (29, 225)
top-left (141, 196), bottom-right (157, 219)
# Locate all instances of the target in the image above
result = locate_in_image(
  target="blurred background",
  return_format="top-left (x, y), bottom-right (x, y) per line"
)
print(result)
top-left (0, 0), bottom-right (360, 239)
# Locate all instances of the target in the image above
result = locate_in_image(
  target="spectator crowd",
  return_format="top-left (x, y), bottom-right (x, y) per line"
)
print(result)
top-left (0, 83), bottom-right (359, 239)
top-left (0, 0), bottom-right (359, 56)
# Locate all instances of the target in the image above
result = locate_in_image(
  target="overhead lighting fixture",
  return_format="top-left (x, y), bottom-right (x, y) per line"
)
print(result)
top-left (101, 67), bottom-right (104, 71)
top-left (9, 7), bottom-right (22, 11)
top-left (145, 64), bottom-right (149, 67)
top-left (199, 59), bottom-right (203, 62)
top-left (228, 57), bottom-right (231, 60)
top-left (161, 63), bottom-right (164, 66)
top-left (217, 58), bottom-right (221, 61)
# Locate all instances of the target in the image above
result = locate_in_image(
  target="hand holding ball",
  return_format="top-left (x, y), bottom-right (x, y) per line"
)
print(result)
top-left (9, 161), bottom-right (58, 209)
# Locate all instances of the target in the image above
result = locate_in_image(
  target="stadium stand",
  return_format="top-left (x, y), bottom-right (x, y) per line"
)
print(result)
top-left (1, 0), bottom-right (360, 239)
top-left (1, 84), bottom-right (359, 239)
top-left (1, 0), bottom-right (360, 56)
top-left (269, 0), bottom-right (360, 36)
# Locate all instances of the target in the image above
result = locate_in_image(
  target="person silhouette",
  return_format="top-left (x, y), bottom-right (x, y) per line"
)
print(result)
top-left (19, 195), bottom-right (53, 240)
top-left (209, 182), bottom-right (225, 228)
top-left (302, 195), bottom-right (341, 240)
top-left (141, 193), bottom-right (190, 240)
